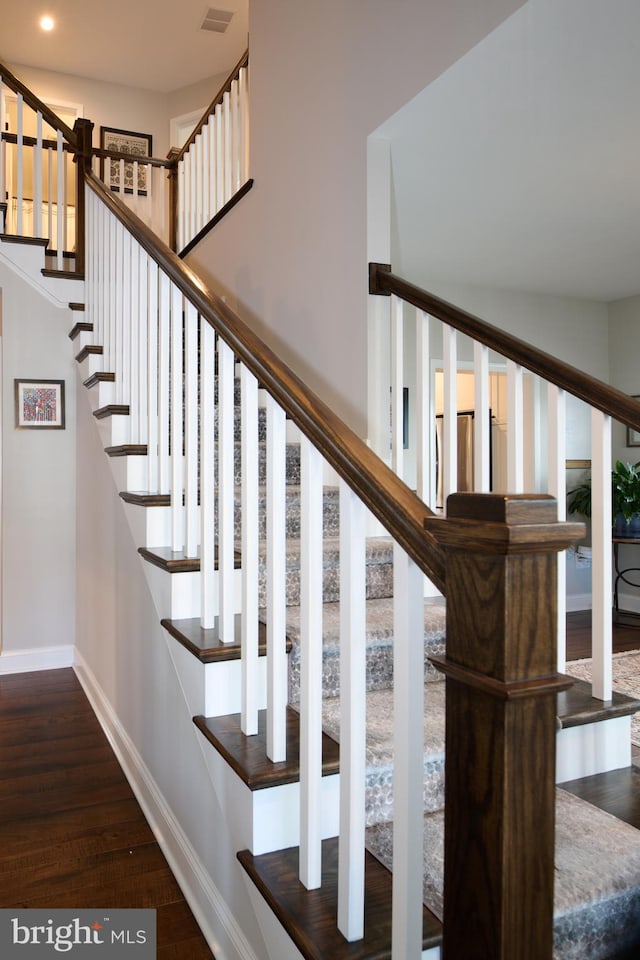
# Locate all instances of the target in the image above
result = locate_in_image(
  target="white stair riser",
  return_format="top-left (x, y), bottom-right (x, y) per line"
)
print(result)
top-left (556, 715), bottom-right (632, 782)
top-left (142, 562), bottom-right (242, 621)
top-left (166, 637), bottom-right (267, 718)
top-left (72, 328), bottom-right (94, 352)
top-left (199, 740), bottom-right (340, 855)
top-left (83, 379), bottom-right (115, 413)
top-left (76, 352), bottom-right (104, 380)
top-left (122, 501), bottom-right (172, 549)
top-left (95, 413), bottom-right (130, 447)
top-left (107, 454), bottom-right (148, 491)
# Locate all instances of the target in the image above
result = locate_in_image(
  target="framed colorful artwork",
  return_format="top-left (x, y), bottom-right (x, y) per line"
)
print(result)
top-left (99, 126), bottom-right (153, 195)
top-left (15, 379), bottom-right (65, 429)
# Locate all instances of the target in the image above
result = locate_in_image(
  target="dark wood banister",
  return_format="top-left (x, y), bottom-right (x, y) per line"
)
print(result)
top-left (370, 262), bottom-right (640, 434)
top-left (85, 170), bottom-right (445, 591)
top-left (172, 49), bottom-right (249, 166)
top-left (0, 61), bottom-right (77, 146)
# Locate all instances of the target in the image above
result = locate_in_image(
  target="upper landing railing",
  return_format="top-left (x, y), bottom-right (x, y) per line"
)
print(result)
top-left (0, 51), bottom-right (251, 262)
top-left (369, 261), bottom-right (640, 704)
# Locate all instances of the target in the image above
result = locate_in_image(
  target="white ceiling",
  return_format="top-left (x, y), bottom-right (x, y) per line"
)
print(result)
top-left (380, 0), bottom-right (640, 303)
top-left (0, 0), bottom-right (248, 93)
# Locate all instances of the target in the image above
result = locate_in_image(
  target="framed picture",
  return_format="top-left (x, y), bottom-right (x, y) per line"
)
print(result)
top-left (15, 379), bottom-right (65, 429)
top-left (100, 126), bottom-right (152, 196)
top-left (628, 396), bottom-right (640, 447)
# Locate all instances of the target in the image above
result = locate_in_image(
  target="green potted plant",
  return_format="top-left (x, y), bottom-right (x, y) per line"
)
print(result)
top-left (567, 460), bottom-right (640, 537)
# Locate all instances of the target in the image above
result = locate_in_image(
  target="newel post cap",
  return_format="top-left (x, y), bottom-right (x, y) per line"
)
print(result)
top-left (424, 492), bottom-right (585, 555)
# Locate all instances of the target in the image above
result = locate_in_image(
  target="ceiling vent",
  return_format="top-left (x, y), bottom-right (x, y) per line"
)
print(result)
top-left (200, 7), bottom-right (234, 33)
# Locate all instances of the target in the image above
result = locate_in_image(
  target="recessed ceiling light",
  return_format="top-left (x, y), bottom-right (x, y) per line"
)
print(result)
top-left (39, 15), bottom-right (55, 32)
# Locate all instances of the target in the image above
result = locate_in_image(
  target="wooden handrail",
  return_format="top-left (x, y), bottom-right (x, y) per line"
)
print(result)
top-left (1, 131), bottom-right (75, 151)
top-left (172, 49), bottom-right (249, 166)
top-left (93, 146), bottom-right (173, 169)
top-left (370, 262), bottom-right (640, 434)
top-left (0, 61), bottom-right (77, 146)
top-left (85, 171), bottom-right (445, 591)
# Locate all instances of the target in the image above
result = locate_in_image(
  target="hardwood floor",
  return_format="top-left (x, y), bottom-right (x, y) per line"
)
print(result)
top-left (566, 610), bottom-right (640, 660)
top-left (0, 668), bottom-right (215, 959)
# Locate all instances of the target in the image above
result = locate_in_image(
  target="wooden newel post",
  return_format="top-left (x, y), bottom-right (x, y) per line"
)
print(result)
top-left (73, 117), bottom-right (94, 276)
top-left (166, 147), bottom-right (180, 253)
top-left (424, 493), bottom-right (584, 960)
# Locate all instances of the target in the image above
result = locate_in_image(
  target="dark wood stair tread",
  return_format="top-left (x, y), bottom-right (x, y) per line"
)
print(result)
top-left (105, 444), bottom-right (147, 457)
top-left (75, 344), bottom-right (103, 362)
top-left (238, 838), bottom-right (442, 959)
top-left (69, 302), bottom-right (85, 311)
top-left (557, 676), bottom-right (640, 729)
top-left (84, 371), bottom-right (115, 388)
top-left (138, 545), bottom-right (241, 573)
top-left (42, 267), bottom-right (84, 280)
top-left (69, 321), bottom-right (93, 340)
top-left (194, 707), bottom-right (340, 790)
top-left (161, 616), bottom-right (282, 663)
top-left (120, 491), bottom-right (170, 507)
top-left (0, 233), bottom-right (48, 246)
top-left (94, 404), bottom-right (129, 419)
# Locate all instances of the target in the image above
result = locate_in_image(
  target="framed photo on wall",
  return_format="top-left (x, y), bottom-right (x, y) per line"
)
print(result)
top-left (628, 396), bottom-right (640, 447)
top-left (100, 126), bottom-right (153, 196)
top-left (15, 379), bottom-right (65, 429)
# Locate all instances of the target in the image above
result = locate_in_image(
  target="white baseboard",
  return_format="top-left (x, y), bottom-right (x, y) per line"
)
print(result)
top-left (566, 593), bottom-right (592, 612)
top-left (73, 649), bottom-right (259, 960)
top-left (0, 644), bottom-right (74, 674)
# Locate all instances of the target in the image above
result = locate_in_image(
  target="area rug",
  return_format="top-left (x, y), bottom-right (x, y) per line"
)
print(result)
top-left (566, 651), bottom-right (640, 746)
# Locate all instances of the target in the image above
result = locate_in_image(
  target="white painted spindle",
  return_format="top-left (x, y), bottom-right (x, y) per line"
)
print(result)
top-left (241, 363), bottom-right (259, 736)
top-left (184, 301), bottom-right (199, 558)
top-left (34, 112), bottom-right (43, 237)
top-left (392, 544), bottom-right (425, 960)
top-left (16, 93), bottom-right (23, 235)
top-left (507, 359), bottom-right (524, 492)
top-left (200, 318), bottom-right (217, 629)
top-left (266, 394), bottom-right (287, 762)
top-left (391, 294), bottom-right (404, 479)
top-left (548, 384), bottom-right (567, 671)
top-left (442, 323), bottom-right (458, 510)
top-left (56, 131), bottom-right (64, 265)
top-left (416, 310), bottom-right (431, 504)
top-left (170, 283), bottom-right (185, 551)
top-left (474, 341), bottom-right (491, 492)
top-left (299, 435), bottom-right (324, 890)
top-left (146, 258), bottom-right (159, 492)
top-left (337, 480), bottom-right (366, 942)
top-left (158, 271), bottom-right (171, 493)
top-left (591, 409), bottom-right (612, 700)
top-left (217, 337), bottom-right (236, 644)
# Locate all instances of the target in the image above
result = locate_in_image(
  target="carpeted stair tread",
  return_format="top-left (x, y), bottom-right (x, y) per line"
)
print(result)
top-left (256, 535), bottom-right (394, 608)
top-left (365, 789), bottom-right (640, 959)
top-left (281, 597), bottom-right (447, 702)
top-left (318, 682), bottom-right (446, 823)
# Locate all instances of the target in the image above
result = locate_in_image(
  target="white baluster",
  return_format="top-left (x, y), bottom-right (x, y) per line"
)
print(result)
top-left (34, 112), bottom-right (43, 237)
top-left (217, 337), bottom-right (236, 644)
top-left (391, 294), bottom-right (404, 479)
top-left (442, 323), bottom-right (458, 509)
top-left (201, 125), bottom-right (210, 231)
top-left (507, 359), bottom-right (524, 492)
top-left (207, 117), bottom-right (216, 224)
top-left (56, 131), bottom-right (64, 265)
top-left (223, 90), bottom-right (232, 204)
top-left (184, 149), bottom-right (193, 245)
top-left (215, 107), bottom-right (224, 212)
top-left (230, 78), bottom-right (240, 193)
top-left (416, 309), bottom-right (431, 504)
top-left (158, 271), bottom-right (171, 492)
top-left (171, 283), bottom-right (185, 551)
top-left (266, 394), bottom-right (287, 762)
top-left (392, 544), bottom-right (425, 960)
top-left (239, 65), bottom-right (249, 184)
top-left (16, 93), bottom-right (23, 235)
top-left (47, 146), bottom-right (53, 244)
top-left (241, 363), bottom-right (259, 736)
top-left (591, 409), bottom-right (612, 700)
top-left (194, 134), bottom-right (204, 236)
top-left (474, 341), bottom-right (491, 492)
top-left (548, 384), bottom-right (567, 671)
top-left (185, 301), bottom-right (199, 557)
top-left (114, 220), bottom-right (124, 402)
top-left (138, 246), bottom-right (149, 444)
top-left (201, 319), bottom-right (217, 628)
top-left (128, 233), bottom-right (139, 440)
top-left (337, 480), bottom-right (366, 942)
top-left (122, 230), bottom-right (132, 411)
top-left (177, 161), bottom-right (185, 251)
top-left (147, 258), bottom-right (159, 492)
top-left (299, 435), bottom-right (323, 890)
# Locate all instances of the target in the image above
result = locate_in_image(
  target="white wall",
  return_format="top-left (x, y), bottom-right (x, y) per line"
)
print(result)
top-left (186, 0), bottom-right (525, 434)
top-left (0, 262), bottom-right (76, 655)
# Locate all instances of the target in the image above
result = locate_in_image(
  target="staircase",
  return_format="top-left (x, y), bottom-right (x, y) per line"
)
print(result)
top-left (68, 278), bottom-right (640, 958)
top-left (4, 57), bottom-right (640, 960)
